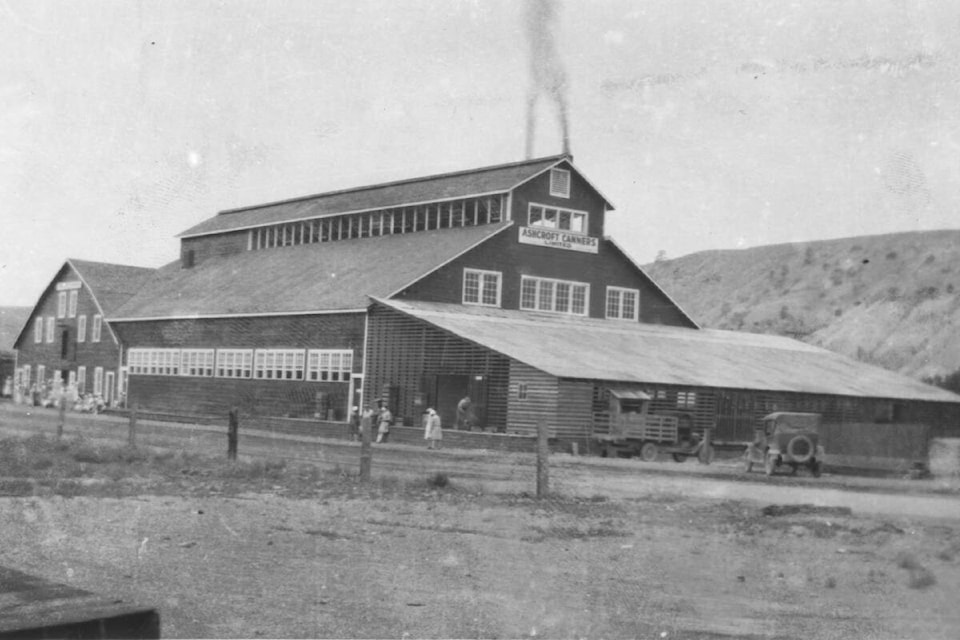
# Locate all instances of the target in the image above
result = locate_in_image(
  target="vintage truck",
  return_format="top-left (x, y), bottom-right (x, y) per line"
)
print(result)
top-left (594, 388), bottom-right (714, 464)
top-left (743, 411), bottom-right (824, 476)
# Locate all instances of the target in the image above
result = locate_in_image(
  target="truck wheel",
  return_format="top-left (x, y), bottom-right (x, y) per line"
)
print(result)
top-left (764, 452), bottom-right (777, 476)
top-left (672, 453), bottom-right (687, 463)
top-left (786, 435), bottom-right (814, 464)
top-left (640, 442), bottom-right (658, 462)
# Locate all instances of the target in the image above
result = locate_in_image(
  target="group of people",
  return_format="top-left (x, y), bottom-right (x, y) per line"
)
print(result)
top-left (348, 402), bottom-right (444, 449)
top-left (8, 378), bottom-right (107, 414)
top-left (351, 402), bottom-right (394, 444)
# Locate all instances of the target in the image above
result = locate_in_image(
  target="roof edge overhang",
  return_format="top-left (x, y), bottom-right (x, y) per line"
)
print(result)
top-left (109, 307), bottom-right (368, 323)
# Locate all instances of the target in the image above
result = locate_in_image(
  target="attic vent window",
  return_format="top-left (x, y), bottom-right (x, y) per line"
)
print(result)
top-left (549, 168), bottom-right (571, 198)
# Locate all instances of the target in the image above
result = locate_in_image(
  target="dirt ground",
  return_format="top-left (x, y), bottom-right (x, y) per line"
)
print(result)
top-left (1, 431), bottom-right (960, 639)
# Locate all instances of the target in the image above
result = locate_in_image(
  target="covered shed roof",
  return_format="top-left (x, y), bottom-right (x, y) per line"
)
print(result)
top-left (112, 222), bottom-right (512, 320)
top-left (178, 155), bottom-right (610, 238)
top-left (374, 298), bottom-right (960, 404)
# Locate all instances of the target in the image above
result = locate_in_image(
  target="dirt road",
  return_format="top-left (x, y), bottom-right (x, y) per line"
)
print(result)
top-left (2, 404), bottom-right (960, 638)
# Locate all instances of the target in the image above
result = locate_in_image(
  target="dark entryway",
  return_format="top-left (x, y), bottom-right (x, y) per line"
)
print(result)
top-left (421, 374), bottom-right (488, 430)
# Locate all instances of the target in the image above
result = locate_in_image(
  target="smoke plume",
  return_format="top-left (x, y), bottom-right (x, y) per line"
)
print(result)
top-left (524, 0), bottom-right (570, 158)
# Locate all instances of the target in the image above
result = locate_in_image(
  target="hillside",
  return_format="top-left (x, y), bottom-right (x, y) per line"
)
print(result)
top-left (0, 306), bottom-right (30, 351)
top-left (643, 230), bottom-right (960, 381)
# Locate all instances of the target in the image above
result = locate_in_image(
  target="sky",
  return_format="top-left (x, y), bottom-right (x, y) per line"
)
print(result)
top-left (2, 0), bottom-right (959, 306)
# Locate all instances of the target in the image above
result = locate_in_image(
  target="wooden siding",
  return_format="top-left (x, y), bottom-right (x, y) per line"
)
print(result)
top-left (506, 361), bottom-right (558, 436)
top-left (126, 375), bottom-right (349, 420)
top-left (114, 313), bottom-right (364, 418)
top-left (365, 305), bottom-right (510, 430)
top-left (556, 379), bottom-right (595, 445)
top-left (395, 230), bottom-right (694, 326)
top-left (509, 160), bottom-right (608, 237)
top-left (14, 265), bottom-right (121, 396)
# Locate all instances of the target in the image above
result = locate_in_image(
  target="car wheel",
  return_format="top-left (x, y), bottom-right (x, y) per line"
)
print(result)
top-left (764, 452), bottom-right (777, 476)
top-left (640, 442), bottom-right (658, 462)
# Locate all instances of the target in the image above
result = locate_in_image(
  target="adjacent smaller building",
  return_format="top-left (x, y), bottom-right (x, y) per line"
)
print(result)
top-left (13, 259), bottom-right (155, 406)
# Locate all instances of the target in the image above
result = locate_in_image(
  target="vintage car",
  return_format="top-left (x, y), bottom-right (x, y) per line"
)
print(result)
top-left (744, 412), bottom-right (824, 477)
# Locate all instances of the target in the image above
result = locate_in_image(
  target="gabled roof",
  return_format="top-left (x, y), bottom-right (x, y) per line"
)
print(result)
top-left (111, 222), bottom-right (513, 321)
top-left (178, 154), bottom-right (611, 239)
top-left (373, 298), bottom-right (960, 404)
top-left (13, 259), bottom-right (155, 348)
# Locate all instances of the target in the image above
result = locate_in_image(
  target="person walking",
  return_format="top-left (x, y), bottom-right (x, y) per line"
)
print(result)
top-left (376, 404), bottom-right (393, 443)
top-left (424, 408), bottom-right (442, 450)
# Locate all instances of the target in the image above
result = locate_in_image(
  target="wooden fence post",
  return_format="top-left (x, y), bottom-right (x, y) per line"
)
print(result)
top-left (359, 419), bottom-right (372, 482)
top-left (56, 396), bottom-right (66, 440)
top-left (128, 407), bottom-right (138, 448)
top-left (537, 419), bottom-right (549, 498)
top-left (227, 408), bottom-right (239, 461)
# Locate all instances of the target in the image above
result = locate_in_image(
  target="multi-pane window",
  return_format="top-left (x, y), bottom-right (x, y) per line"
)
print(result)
top-left (68, 291), bottom-right (78, 318)
top-left (677, 391), bottom-right (697, 409)
top-left (606, 286), bottom-right (640, 321)
top-left (57, 292), bottom-right (67, 318)
top-left (462, 269), bottom-right (502, 307)
top-left (45, 317), bottom-right (55, 343)
top-left (528, 204), bottom-right (586, 234)
top-left (254, 349), bottom-right (305, 380)
top-left (520, 276), bottom-right (589, 315)
top-left (517, 382), bottom-right (529, 400)
top-left (549, 168), bottom-right (571, 198)
top-left (34, 317), bottom-right (42, 343)
top-left (21, 366), bottom-right (30, 388)
top-left (128, 349), bottom-right (181, 375)
top-left (93, 367), bottom-right (103, 396)
top-left (216, 349), bottom-right (253, 378)
top-left (306, 349), bottom-right (353, 382)
top-left (77, 315), bottom-right (87, 342)
top-left (77, 366), bottom-right (86, 394)
top-left (37, 365), bottom-right (46, 385)
top-left (91, 315), bottom-right (102, 342)
top-left (180, 349), bottom-right (214, 377)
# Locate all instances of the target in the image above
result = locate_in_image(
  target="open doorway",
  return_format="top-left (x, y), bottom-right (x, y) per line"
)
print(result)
top-left (423, 374), bottom-right (487, 430)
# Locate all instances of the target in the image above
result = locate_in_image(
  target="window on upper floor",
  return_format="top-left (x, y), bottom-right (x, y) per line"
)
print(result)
top-left (57, 292), bottom-right (66, 318)
top-left (77, 315), bottom-right (87, 342)
top-left (45, 317), bottom-right (55, 343)
top-left (606, 286), bottom-right (639, 321)
top-left (463, 269), bottom-right (502, 307)
top-left (677, 391), bottom-right (697, 409)
top-left (92, 315), bottom-right (102, 342)
top-left (34, 317), bottom-right (43, 343)
top-left (528, 204), bottom-right (587, 234)
top-left (549, 168), bottom-right (571, 198)
top-left (68, 290), bottom-right (78, 318)
top-left (520, 276), bottom-right (589, 316)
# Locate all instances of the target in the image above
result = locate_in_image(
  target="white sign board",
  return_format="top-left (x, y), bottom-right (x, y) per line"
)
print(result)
top-left (518, 226), bottom-right (599, 254)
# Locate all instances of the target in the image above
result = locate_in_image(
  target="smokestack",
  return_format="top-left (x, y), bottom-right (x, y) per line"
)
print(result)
top-left (524, 0), bottom-right (571, 158)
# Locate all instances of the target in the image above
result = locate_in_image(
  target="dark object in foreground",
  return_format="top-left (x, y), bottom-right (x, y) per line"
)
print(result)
top-left (761, 504), bottom-right (853, 518)
top-left (0, 566), bottom-right (159, 639)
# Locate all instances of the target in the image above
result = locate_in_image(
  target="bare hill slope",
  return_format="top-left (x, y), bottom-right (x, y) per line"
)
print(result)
top-left (644, 230), bottom-right (960, 380)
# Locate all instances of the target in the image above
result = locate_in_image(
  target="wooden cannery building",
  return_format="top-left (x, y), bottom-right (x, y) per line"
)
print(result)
top-left (108, 154), bottom-right (960, 446)
top-left (13, 259), bottom-right (155, 406)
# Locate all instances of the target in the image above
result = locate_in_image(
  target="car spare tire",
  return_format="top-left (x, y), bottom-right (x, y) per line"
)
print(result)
top-left (786, 434), bottom-right (814, 463)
